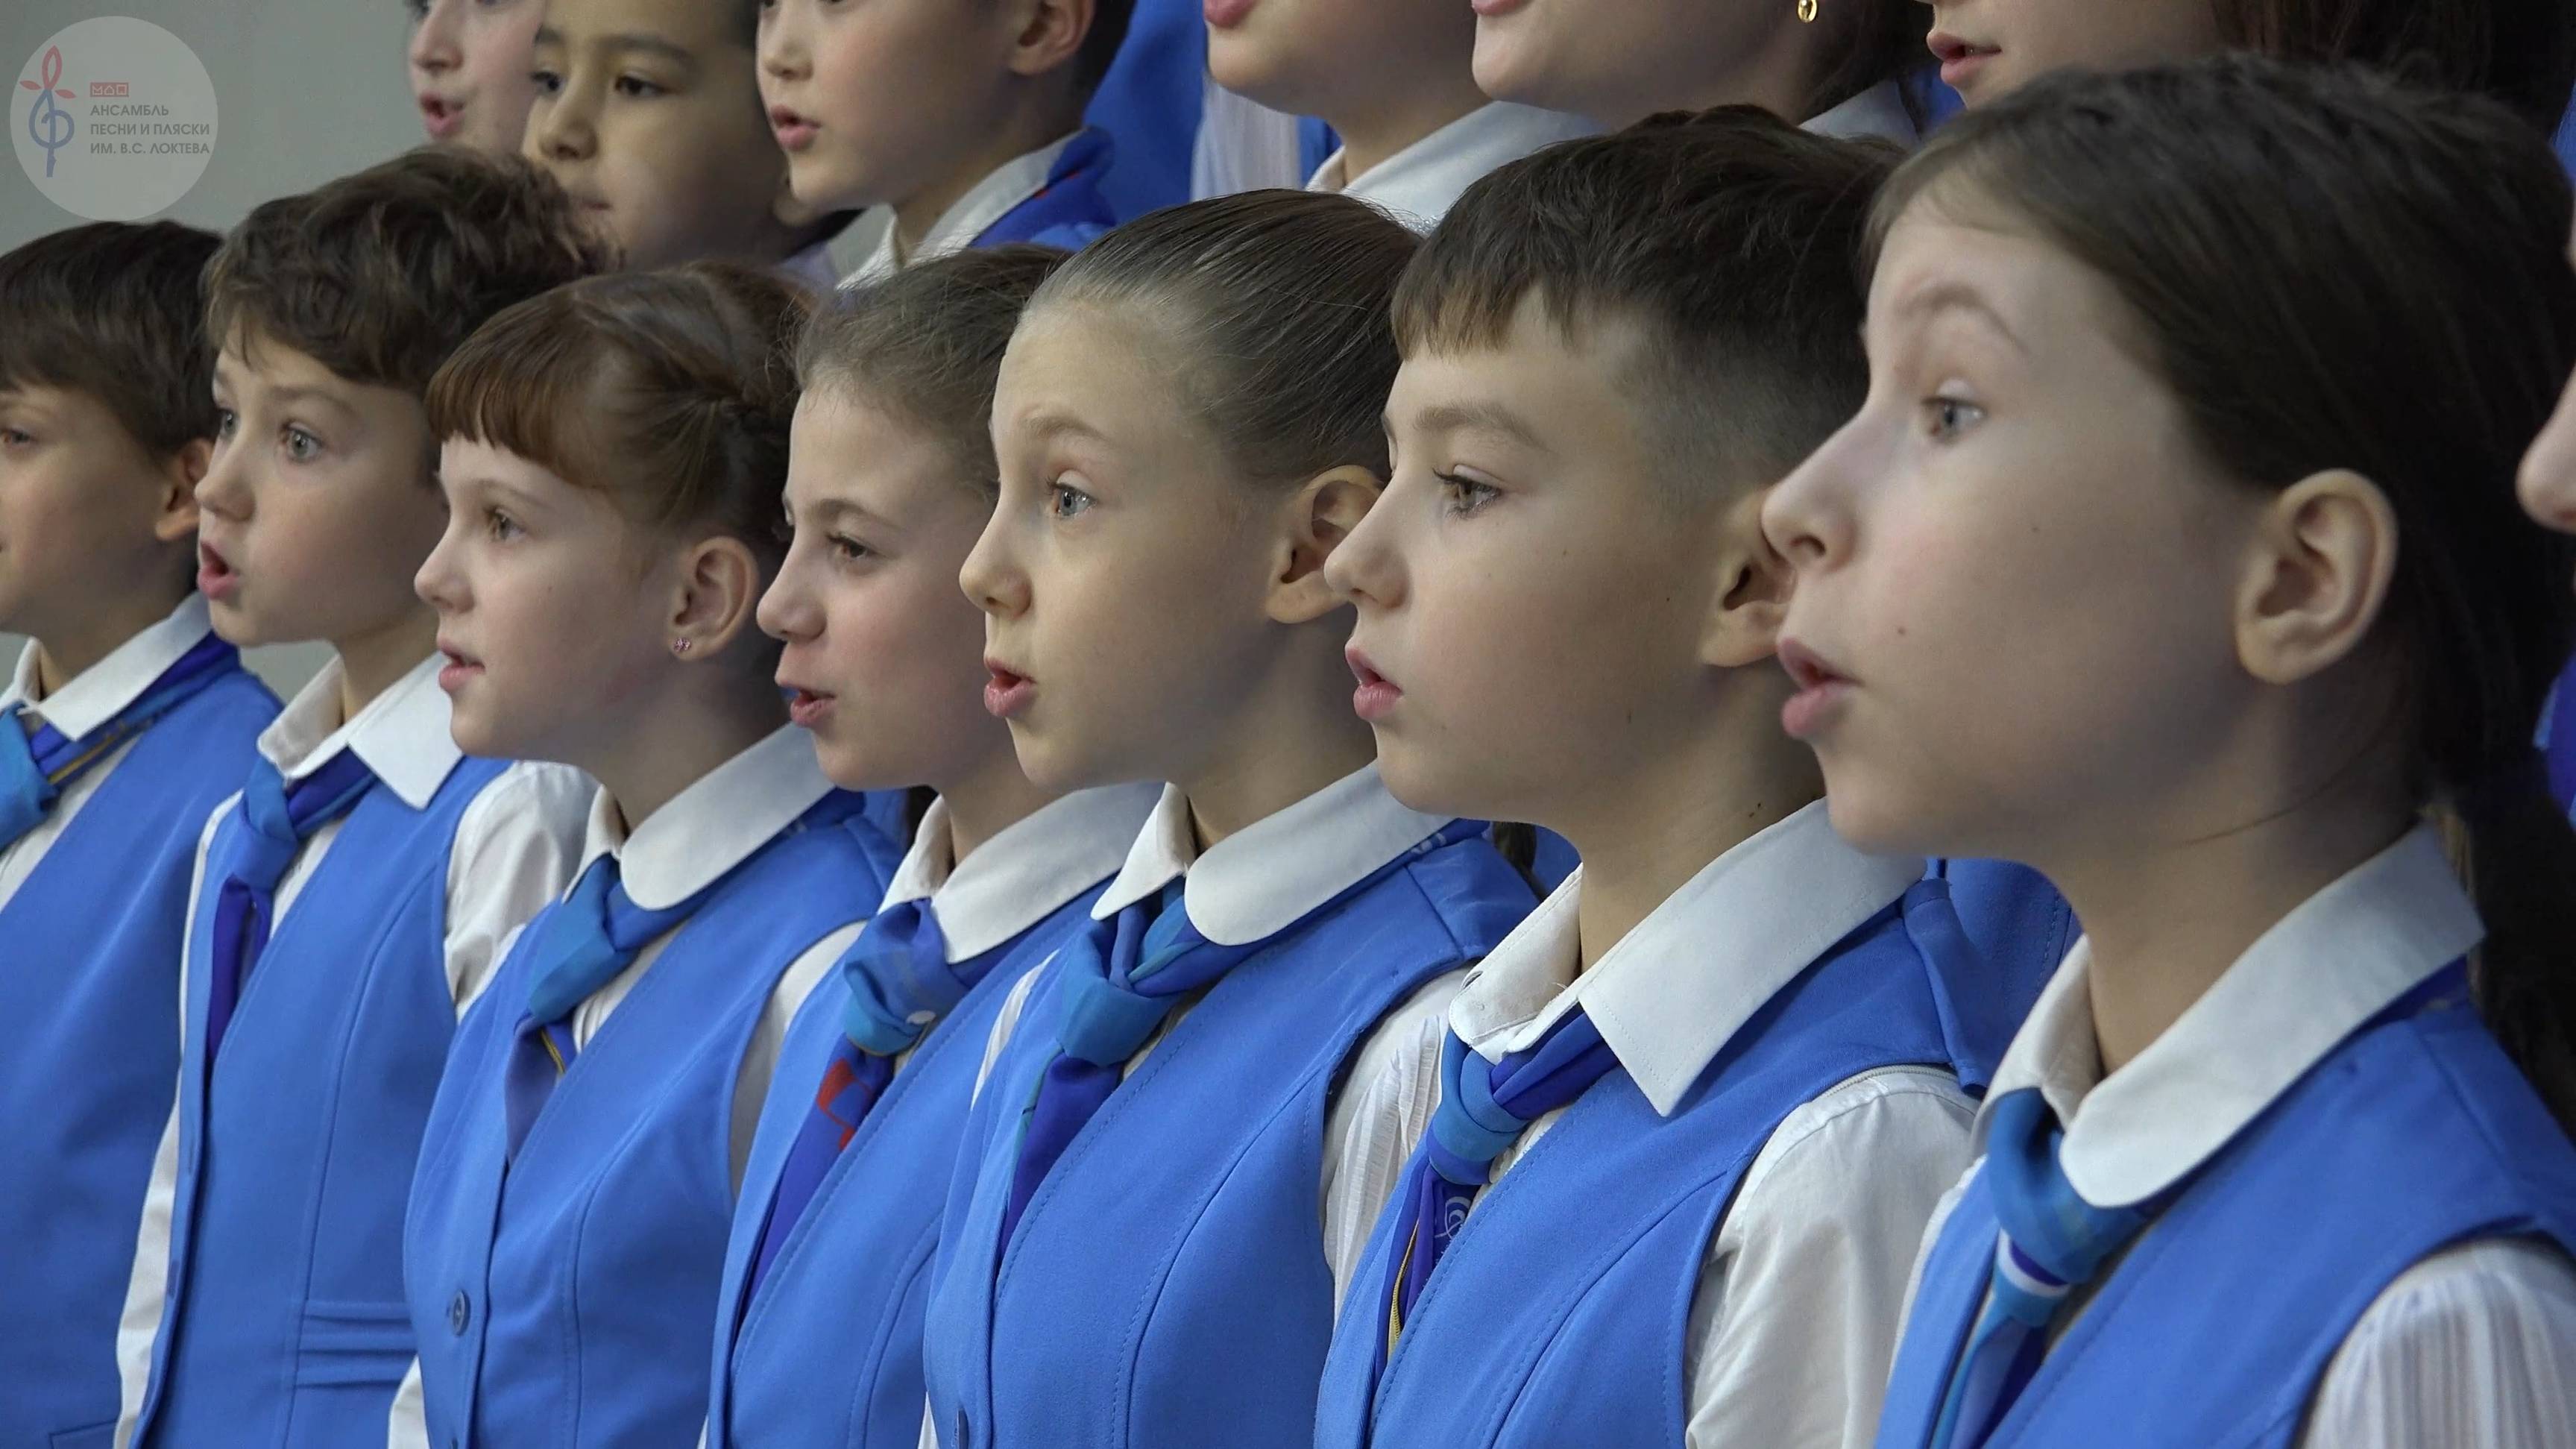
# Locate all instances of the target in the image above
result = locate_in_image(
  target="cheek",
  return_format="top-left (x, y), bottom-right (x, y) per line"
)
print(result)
top-left (2522, 380), bottom-right (2576, 537)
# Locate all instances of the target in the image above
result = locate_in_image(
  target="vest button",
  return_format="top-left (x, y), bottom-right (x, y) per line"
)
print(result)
top-left (448, 1290), bottom-right (470, 1336)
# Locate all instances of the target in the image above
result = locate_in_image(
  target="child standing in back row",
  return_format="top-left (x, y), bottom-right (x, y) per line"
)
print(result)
top-left (114, 151), bottom-right (600, 1449)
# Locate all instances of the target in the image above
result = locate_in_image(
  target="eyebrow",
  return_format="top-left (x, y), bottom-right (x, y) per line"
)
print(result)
top-left (1018, 409), bottom-right (1113, 450)
top-left (1892, 280), bottom-right (2028, 355)
top-left (1405, 400), bottom-right (1549, 455)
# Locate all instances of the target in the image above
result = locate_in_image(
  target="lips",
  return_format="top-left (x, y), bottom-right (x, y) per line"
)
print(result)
top-left (418, 93), bottom-right (464, 140)
top-left (1927, 31), bottom-right (2000, 90)
top-left (197, 541), bottom-right (241, 603)
top-left (1347, 646), bottom-right (1402, 723)
top-left (781, 678), bottom-right (837, 729)
top-left (983, 659), bottom-right (1035, 720)
top-left (768, 105), bottom-right (819, 152)
top-left (435, 637), bottom-right (485, 693)
top-left (1203, 0), bottom-right (1258, 27)
top-left (1776, 638), bottom-right (1855, 741)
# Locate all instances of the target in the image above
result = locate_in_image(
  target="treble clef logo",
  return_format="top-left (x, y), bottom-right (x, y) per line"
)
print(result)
top-left (20, 46), bottom-right (75, 179)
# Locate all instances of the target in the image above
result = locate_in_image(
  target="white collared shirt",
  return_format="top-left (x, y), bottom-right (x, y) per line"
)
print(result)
top-left (840, 132), bottom-right (1080, 289)
top-left (1306, 102), bottom-right (1596, 232)
top-left (1436, 801), bottom-right (1973, 1449)
top-left (1803, 78), bottom-right (1921, 146)
top-left (0, 596), bottom-right (226, 905)
top-left (1915, 826), bottom-right (2576, 1448)
top-left (121, 651), bottom-right (591, 1448)
top-left (974, 765), bottom-right (1476, 1307)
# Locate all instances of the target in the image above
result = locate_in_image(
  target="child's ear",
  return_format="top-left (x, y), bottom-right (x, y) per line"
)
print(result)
top-left (2233, 468), bottom-right (2398, 685)
top-left (151, 439), bottom-right (211, 545)
top-left (667, 535), bottom-right (767, 661)
top-left (1699, 488), bottom-right (1792, 670)
top-left (1265, 464), bottom-right (1382, 626)
top-left (1003, 0), bottom-right (1095, 79)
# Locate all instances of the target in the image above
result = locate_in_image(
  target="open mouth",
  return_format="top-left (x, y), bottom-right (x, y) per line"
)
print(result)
top-left (983, 661), bottom-right (1035, 720)
top-left (418, 94), bottom-right (464, 139)
top-left (435, 638), bottom-right (485, 692)
top-left (1776, 638), bottom-right (1855, 740)
top-left (1927, 31), bottom-right (2001, 88)
top-left (1347, 647), bottom-right (1402, 723)
top-left (784, 685), bottom-right (837, 729)
top-left (768, 105), bottom-right (819, 151)
top-left (197, 542), bottom-right (241, 603)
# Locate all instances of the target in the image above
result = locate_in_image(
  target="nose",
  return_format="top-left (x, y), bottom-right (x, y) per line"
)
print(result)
top-left (959, 510), bottom-right (1028, 621)
top-left (415, 509), bottom-right (469, 613)
top-left (760, 0), bottom-right (811, 85)
top-left (1323, 474), bottom-right (1406, 610)
top-left (526, 79), bottom-right (593, 165)
top-left (757, 547), bottom-right (822, 644)
top-left (194, 429), bottom-right (252, 524)
top-left (409, 0), bottom-right (462, 76)
top-left (2520, 382), bottom-right (2576, 538)
top-left (1760, 424), bottom-right (1861, 573)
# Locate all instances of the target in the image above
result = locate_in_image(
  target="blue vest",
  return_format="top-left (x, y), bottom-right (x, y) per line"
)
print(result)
top-left (0, 663), bottom-right (274, 1449)
top-left (919, 832), bottom-right (1533, 1449)
top-left (1875, 979), bottom-right (2576, 1449)
top-left (977, 128), bottom-right (1119, 254)
top-left (405, 802), bottom-right (901, 1448)
top-left (1081, 0), bottom-right (1202, 220)
top-left (133, 754), bottom-right (507, 1449)
top-left (1314, 880), bottom-right (1987, 1449)
top-left (711, 883), bottom-right (1110, 1449)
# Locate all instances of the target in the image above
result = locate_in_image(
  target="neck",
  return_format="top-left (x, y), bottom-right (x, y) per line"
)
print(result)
top-left (935, 738), bottom-right (1062, 865)
top-left (2043, 773), bottom-right (2416, 1075)
top-left (1607, 12), bottom-right (1821, 127)
top-left (1328, 74), bottom-right (1489, 185)
top-left (28, 585), bottom-right (186, 697)
top-left (332, 605), bottom-right (439, 723)
top-left (583, 675), bottom-right (787, 831)
top-left (1558, 687), bottom-right (1821, 972)
top-left (891, 94), bottom-right (1080, 261)
top-left (1177, 624), bottom-right (1377, 848)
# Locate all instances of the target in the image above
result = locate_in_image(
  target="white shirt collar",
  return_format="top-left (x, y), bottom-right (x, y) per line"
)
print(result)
top-left (1449, 799), bottom-right (1921, 1116)
top-left (1803, 79), bottom-right (1920, 145)
top-left (257, 653), bottom-right (460, 809)
top-left (1092, 764), bottom-right (1456, 947)
top-left (578, 724), bottom-right (834, 910)
top-left (840, 131), bottom-right (1080, 289)
top-left (1980, 825), bottom-right (2483, 1208)
top-left (1, 594), bottom-right (215, 740)
top-left (881, 782), bottom-right (1162, 961)
top-left (1308, 102), bottom-right (1598, 231)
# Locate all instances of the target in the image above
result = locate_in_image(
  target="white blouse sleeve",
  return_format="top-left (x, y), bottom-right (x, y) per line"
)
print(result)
top-left (728, 922), bottom-right (865, 1195)
top-left (1319, 969), bottom-right (1467, 1313)
top-left (443, 762), bottom-right (594, 1019)
top-left (2299, 1236), bottom-right (2576, 1448)
top-left (1686, 1067), bottom-right (1977, 1449)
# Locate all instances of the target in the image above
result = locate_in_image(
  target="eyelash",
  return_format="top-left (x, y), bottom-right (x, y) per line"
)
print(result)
top-left (0, 427), bottom-right (34, 449)
top-left (1436, 471), bottom-right (1499, 516)
top-left (828, 533), bottom-right (871, 564)
top-left (283, 425), bottom-right (323, 462)
top-left (482, 506), bottom-right (521, 542)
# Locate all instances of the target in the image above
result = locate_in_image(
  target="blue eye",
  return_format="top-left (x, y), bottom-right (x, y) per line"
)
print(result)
top-left (283, 425), bottom-right (323, 462)
top-left (483, 506), bottom-right (521, 541)
top-left (1047, 481), bottom-right (1094, 519)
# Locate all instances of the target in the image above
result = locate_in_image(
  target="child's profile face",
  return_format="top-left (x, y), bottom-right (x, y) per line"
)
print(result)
top-left (525, 0), bottom-right (797, 271)
top-left (1325, 302), bottom-right (1730, 826)
top-left (1206, 0), bottom-right (1473, 129)
top-left (758, 388), bottom-right (1007, 792)
top-left (2520, 233), bottom-right (2576, 585)
top-left (755, 0), bottom-right (1024, 214)
top-left (415, 437), bottom-right (676, 761)
top-left (1760, 201), bottom-right (2263, 861)
top-left (964, 304), bottom-right (1290, 793)
top-left (1927, 0), bottom-right (2226, 107)
top-left (196, 335), bottom-right (447, 656)
top-left (406, 0), bottom-right (546, 155)
top-left (0, 386), bottom-right (196, 648)
top-left (1472, 0), bottom-right (1794, 124)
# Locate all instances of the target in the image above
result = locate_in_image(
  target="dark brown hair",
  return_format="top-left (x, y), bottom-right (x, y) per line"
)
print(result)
top-left (796, 245), bottom-right (1070, 494)
top-left (2214, 0), bottom-right (2576, 134)
top-left (205, 148), bottom-right (603, 400)
top-left (0, 221), bottom-right (221, 458)
top-left (1397, 107), bottom-right (1898, 496)
top-left (1810, 2), bottom-right (1934, 123)
top-left (426, 262), bottom-right (807, 571)
top-left (1883, 56), bottom-right (2576, 1124)
top-left (1030, 189), bottom-right (1419, 485)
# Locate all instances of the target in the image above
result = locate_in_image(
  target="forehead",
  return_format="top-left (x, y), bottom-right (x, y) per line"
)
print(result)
top-left (993, 305), bottom-right (1200, 448)
top-left (1393, 294), bottom-right (1655, 444)
top-left (438, 433), bottom-right (571, 491)
top-left (537, 0), bottom-right (734, 55)
top-left (788, 388), bottom-right (971, 506)
top-left (1869, 201), bottom-right (2139, 360)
